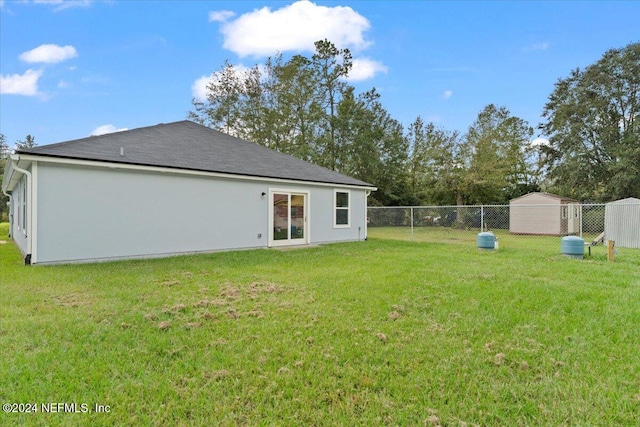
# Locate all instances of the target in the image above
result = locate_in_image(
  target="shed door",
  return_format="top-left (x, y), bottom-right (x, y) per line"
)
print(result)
top-left (567, 204), bottom-right (581, 235)
top-left (269, 191), bottom-right (308, 247)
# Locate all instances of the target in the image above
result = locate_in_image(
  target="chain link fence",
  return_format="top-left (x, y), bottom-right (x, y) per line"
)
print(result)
top-left (367, 203), bottom-right (640, 258)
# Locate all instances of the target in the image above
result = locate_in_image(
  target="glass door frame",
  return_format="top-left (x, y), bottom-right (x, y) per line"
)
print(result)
top-left (268, 189), bottom-right (310, 247)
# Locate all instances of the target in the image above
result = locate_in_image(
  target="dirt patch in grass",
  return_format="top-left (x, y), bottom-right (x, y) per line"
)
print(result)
top-left (219, 284), bottom-right (241, 300)
top-left (145, 280), bottom-right (289, 329)
top-left (161, 280), bottom-right (180, 287)
top-left (203, 369), bottom-right (229, 381)
top-left (158, 321), bottom-right (171, 330)
top-left (388, 310), bottom-right (402, 320)
top-left (50, 293), bottom-right (91, 308)
top-left (376, 332), bottom-right (388, 343)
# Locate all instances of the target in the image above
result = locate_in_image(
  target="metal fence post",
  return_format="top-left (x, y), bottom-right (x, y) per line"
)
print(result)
top-left (481, 205), bottom-right (484, 232)
top-left (410, 207), bottom-right (414, 238)
top-left (579, 204), bottom-right (583, 238)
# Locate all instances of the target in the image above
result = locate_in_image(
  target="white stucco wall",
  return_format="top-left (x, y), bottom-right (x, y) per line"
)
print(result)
top-left (32, 162), bottom-right (369, 264)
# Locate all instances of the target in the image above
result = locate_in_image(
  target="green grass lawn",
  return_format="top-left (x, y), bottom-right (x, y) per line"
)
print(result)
top-left (1, 223), bottom-right (639, 426)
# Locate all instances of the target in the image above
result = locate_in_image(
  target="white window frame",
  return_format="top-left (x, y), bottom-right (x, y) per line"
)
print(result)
top-left (22, 178), bottom-right (27, 234)
top-left (17, 180), bottom-right (22, 230)
top-left (333, 189), bottom-right (351, 228)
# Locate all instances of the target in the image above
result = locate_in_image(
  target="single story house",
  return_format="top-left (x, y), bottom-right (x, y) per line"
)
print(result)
top-left (604, 197), bottom-right (640, 248)
top-left (509, 192), bottom-right (580, 235)
top-left (2, 120), bottom-right (376, 265)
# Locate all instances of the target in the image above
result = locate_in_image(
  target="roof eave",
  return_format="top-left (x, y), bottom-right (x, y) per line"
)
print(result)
top-left (2, 154), bottom-right (32, 193)
top-left (15, 153), bottom-right (377, 191)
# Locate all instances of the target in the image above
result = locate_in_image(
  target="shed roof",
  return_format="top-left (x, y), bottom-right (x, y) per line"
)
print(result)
top-left (16, 120), bottom-right (373, 188)
top-left (606, 197), bottom-right (640, 205)
top-left (510, 192), bottom-right (579, 203)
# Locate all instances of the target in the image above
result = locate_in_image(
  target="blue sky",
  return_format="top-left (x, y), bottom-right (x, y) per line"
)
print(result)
top-left (1, 0), bottom-right (638, 148)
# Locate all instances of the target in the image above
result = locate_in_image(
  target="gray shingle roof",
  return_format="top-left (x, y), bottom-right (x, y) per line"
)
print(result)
top-left (18, 120), bottom-right (373, 187)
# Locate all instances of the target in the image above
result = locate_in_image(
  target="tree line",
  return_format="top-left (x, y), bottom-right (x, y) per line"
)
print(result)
top-left (190, 40), bottom-right (639, 205)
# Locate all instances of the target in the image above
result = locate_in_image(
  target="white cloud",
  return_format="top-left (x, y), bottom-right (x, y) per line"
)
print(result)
top-left (443, 90), bottom-right (453, 100)
top-left (524, 42), bottom-right (549, 52)
top-left (191, 75), bottom-right (211, 101)
top-left (20, 44), bottom-right (78, 64)
top-left (80, 74), bottom-right (109, 85)
top-left (34, 0), bottom-right (92, 11)
top-left (0, 69), bottom-right (43, 96)
top-left (209, 10), bottom-right (235, 22)
top-left (218, 1), bottom-right (371, 57)
top-left (348, 58), bottom-right (387, 81)
top-left (57, 80), bottom-right (70, 88)
top-left (90, 124), bottom-right (128, 136)
top-left (530, 137), bottom-right (550, 147)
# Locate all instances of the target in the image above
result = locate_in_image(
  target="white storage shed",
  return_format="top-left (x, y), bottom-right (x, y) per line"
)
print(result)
top-left (509, 192), bottom-right (580, 235)
top-left (604, 197), bottom-right (640, 248)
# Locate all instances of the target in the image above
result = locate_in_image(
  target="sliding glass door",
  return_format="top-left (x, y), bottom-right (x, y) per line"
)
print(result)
top-left (270, 191), bottom-right (308, 246)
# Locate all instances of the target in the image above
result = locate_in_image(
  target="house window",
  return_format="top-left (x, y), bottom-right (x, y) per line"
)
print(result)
top-left (21, 178), bottom-right (27, 234)
top-left (17, 180), bottom-right (22, 230)
top-left (561, 205), bottom-right (568, 219)
top-left (334, 190), bottom-right (350, 228)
